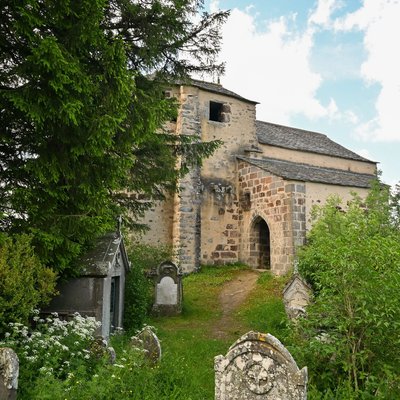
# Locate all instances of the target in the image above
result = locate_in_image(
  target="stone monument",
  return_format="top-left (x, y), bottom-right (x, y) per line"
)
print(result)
top-left (283, 274), bottom-right (312, 319)
top-left (0, 348), bottom-right (19, 400)
top-left (215, 331), bottom-right (307, 400)
top-left (131, 326), bottom-right (162, 366)
top-left (152, 261), bottom-right (183, 316)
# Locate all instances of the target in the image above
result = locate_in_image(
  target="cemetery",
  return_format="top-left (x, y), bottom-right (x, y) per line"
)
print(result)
top-left (1, 1), bottom-right (400, 399)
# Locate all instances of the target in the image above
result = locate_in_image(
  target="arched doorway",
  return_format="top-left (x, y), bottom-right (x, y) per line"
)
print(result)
top-left (250, 216), bottom-right (271, 269)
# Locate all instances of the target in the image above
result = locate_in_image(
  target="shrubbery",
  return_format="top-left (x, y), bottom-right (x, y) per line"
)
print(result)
top-left (124, 244), bottom-right (173, 333)
top-left (0, 313), bottom-right (191, 399)
top-left (0, 234), bottom-right (57, 334)
top-left (293, 183), bottom-right (400, 398)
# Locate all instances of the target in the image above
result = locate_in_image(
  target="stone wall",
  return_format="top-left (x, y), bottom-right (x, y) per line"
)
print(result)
top-left (200, 179), bottom-right (240, 264)
top-left (171, 86), bottom-right (203, 273)
top-left (238, 159), bottom-right (306, 275)
top-left (196, 88), bottom-right (257, 266)
top-left (133, 83), bottom-right (374, 275)
top-left (305, 181), bottom-right (370, 230)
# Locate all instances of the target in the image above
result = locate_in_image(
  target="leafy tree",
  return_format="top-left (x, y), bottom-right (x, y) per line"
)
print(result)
top-left (294, 182), bottom-right (400, 397)
top-left (0, 233), bottom-right (57, 334)
top-left (0, 1), bottom-right (227, 275)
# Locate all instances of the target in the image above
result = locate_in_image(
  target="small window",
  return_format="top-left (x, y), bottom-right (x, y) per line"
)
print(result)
top-left (241, 192), bottom-right (251, 211)
top-left (209, 101), bottom-right (223, 122)
top-left (163, 90), bottom-right (172, 98)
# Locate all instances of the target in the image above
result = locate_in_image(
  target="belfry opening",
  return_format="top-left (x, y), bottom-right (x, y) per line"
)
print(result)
top-left (250, 216), bottom-right (271, 270)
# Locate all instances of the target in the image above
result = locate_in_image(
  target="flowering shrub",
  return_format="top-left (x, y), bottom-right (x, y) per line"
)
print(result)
top-left (0, 311), bottom-right (105, 396)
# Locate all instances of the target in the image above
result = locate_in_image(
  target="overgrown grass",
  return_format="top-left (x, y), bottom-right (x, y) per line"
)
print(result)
top-left (144, 265), bottom-right (290, 399)
top-left (9, 263), bottom-right (290, 399)
top-left (236, 271), bottom-right (289, 338)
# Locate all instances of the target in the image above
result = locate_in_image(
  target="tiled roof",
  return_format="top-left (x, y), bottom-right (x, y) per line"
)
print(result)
top-left (237, 156), bottom-right (376, 188)
top-left (256, 120), bottom-right (375, 163)
top-left (181, 79), bottom-right (258, 104)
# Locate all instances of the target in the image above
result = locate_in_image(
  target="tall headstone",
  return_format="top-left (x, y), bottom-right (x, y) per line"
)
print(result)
top-left (283, 274), bottom-right (312, 320)
top-left (215, 331), bottom-right (307, 400)
top-left (0, 348), bottom-right (19, 400)
top-left (152, 261), bottom-right (183, 316)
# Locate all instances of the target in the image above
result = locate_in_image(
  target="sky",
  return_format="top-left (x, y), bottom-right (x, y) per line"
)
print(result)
top-left (203, 0), bottom-right (400, 187)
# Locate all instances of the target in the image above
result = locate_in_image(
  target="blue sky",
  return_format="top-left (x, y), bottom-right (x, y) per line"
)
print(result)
top-left (204, 0), bottom-right (400, 186)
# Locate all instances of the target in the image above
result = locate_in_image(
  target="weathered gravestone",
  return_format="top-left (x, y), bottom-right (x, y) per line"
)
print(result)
top-left (0, 348), bottom-right (19, 400)
top-left (283, 274), bottom-right (312, 320)
top-left (151, 261), bottom-right (183, 316)
top-left (130, 326), bottom-right (162, 366)
top-left (215, 331), bottom-right (307, 400)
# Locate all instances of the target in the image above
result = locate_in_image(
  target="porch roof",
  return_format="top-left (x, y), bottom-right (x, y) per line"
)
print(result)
top-left (237, 156), bottom-right (376, 188)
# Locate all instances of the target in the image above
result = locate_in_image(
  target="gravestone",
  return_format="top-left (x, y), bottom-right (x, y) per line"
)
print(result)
top-left (215, 331), bottom-right (307, 400)
top-left (90, 337), bottom-right (116, 364)
top-left (283, 274), bottom-right (312, 319)
top-left (152, 261), bottom-right (183, 316)
top-left (0, 348), bottom-right (19, 400)
top-left (130, 326), bottom-right (162, 366)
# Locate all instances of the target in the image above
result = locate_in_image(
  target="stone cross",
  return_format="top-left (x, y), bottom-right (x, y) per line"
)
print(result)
top-left (0, 348), bottom-right (19, 400)
top-left (215, 331), bottom-right (307, 400)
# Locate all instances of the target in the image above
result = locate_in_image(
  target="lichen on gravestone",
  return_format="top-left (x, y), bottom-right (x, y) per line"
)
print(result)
top-left (214, 331), bottom-right (307, 400)
top-left (130, 326), bottom-right (161, 367)
top-left (0, 348), bottom-right (19, 400)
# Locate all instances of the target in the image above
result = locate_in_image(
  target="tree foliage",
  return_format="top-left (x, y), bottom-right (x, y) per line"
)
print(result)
top-left (0, 0), bottom-right (227, 274)
top-left (0, 233), bottom-right (57, 334)
top-left (294, 182), bottom-right (400, 398)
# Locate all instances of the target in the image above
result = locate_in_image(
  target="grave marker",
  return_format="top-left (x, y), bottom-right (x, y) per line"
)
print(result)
top-left (215, 331), bottom-right (307, 399)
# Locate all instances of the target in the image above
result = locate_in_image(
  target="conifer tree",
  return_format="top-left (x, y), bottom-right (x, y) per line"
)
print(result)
top-left (0, 0), bottom-right (228, 274)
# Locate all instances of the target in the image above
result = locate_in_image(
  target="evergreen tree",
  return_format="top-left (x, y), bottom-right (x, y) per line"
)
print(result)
top-left (0, 0), bottom-right (227, 275)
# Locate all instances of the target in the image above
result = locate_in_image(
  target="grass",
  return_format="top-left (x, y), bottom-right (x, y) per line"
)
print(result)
top-left (236, 271), bottom-right (289, 337)
top-left (13, 263), bottom-right (291, 399)
top-left (142, 264), bottom-right (290, 399)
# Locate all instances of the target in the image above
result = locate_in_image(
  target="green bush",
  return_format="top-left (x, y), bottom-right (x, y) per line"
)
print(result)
top-left (124, 243), bottom-right (173, 333)
top-left (0, 312), bottom-right (111, 399)
top-left (293, 185), bottom-right (400, 398)
top-left (0, 233), bottom-right (57, 334)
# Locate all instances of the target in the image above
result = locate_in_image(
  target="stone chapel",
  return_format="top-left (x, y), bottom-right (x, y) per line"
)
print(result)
top-left (136, 80), bottom-right (377, 275)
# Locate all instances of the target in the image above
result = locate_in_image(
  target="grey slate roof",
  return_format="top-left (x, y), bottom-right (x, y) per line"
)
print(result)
top-left (80, 232), bottom-right (130, 277)
top-left (256, 120), bottom-right (375, 163)
top-left (183, 79), bottom-right (258, 104)
top-left (237, 156), bottom-right (376, 188)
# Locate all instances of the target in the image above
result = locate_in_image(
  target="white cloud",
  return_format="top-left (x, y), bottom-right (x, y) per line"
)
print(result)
top-left (211, 0), bottom-right (400, 143)
top-left (335, 0), bottom-right (400, 142)
top-left (356, 148), bottom-right (373, 160)
top-left (218, 7), bottom-right (334, 124)
top-left (344, 110), bottom-right (359, 124)
top-left (209, 0), bottom-right (220, 14)
top-left (326, 98), bottom-right (339, 119)
top-left (308, 0), bottom-right (340, 27)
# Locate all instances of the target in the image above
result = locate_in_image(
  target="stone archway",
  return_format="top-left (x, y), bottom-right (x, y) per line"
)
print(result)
top-left (250, 216), bottom-right (271, 270)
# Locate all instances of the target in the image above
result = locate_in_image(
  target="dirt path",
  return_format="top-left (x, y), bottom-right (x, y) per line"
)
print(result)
top-left (212, 269), bottom-right (261, 339)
